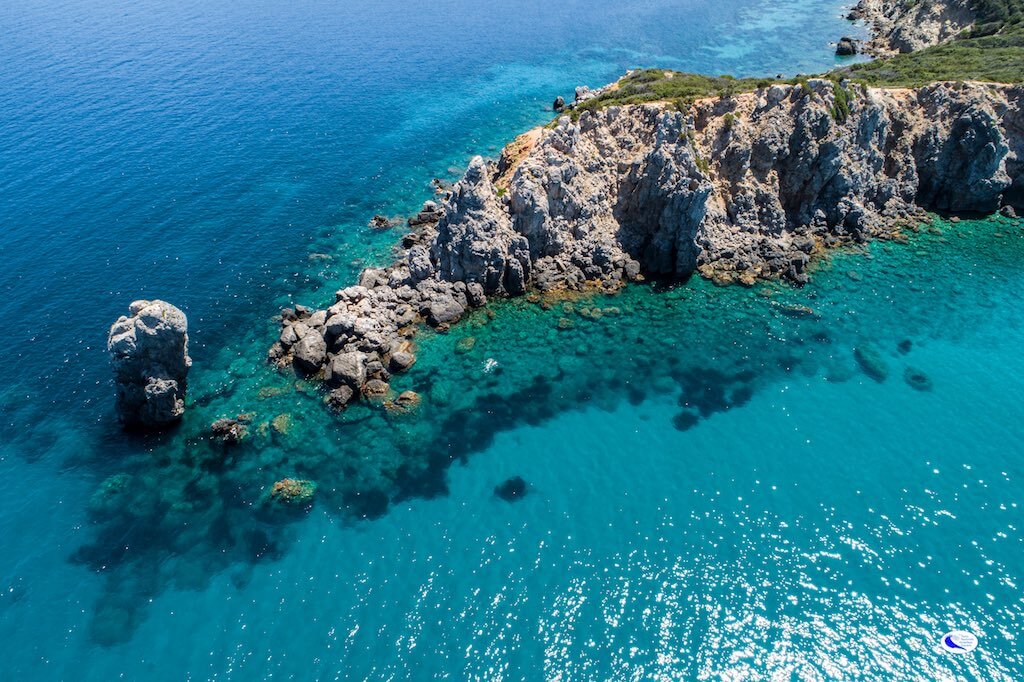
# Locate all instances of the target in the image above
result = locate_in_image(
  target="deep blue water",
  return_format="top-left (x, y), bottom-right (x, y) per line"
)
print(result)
top-left (2, 0), bottom-right (1023, 679)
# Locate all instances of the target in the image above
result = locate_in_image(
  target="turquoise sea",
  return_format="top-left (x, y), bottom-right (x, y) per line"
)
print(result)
top-left (1, 0), bottom-right (1022, 679)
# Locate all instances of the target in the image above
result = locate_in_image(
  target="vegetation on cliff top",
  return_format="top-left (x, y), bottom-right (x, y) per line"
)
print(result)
top-left (568, 0), bottom-right (1024, 116)
top-left (570, 71), bottom-right (778, 118)
top-left (844, 0), bottom-right (1024, 86)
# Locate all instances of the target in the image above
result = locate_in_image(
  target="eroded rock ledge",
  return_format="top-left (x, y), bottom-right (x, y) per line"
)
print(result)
top-left (271, 79), bottom-right (1022, 404)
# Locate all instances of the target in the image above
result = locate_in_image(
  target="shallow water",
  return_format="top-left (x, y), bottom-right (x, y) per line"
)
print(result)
top-left (2, 0), bottom-right (1022, 679)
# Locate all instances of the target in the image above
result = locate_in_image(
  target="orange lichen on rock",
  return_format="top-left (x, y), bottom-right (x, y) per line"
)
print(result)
top-left (270, 478), bottom-right (316, 504)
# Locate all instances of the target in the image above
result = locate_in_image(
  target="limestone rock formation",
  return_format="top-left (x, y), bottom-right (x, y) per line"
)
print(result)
top-left (272, 79), bottom-right (1023, 399)
top-left (108, 300), bottom-right (191, 430)
top-left (432, 156), bottom-right (530, 294)
top-left (851, 0), bottom-right (975, 55)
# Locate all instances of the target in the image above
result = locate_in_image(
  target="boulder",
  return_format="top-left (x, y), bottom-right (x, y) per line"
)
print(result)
top-left (363, 378), bottom-right (391, 400)
top-left (427, 296), bottom-right (465, 326)
top-left (553, 96), bottom-right (566, 112)
top-left (325, 351), bottom-right (366, 389)
top-left (389, 351), bottom-right (416, 372)
top-left (292, 332), bottom-right (327, 374)
top-left (466, 282), bottom-right (487, 307)
top-left (408, 245), bottom-right (434, 282)
top-left (325, 385), bottom-right (355, 410)
top-left (836, 37), bottom-right (858, 55)
top-left (108, 300), bottom-right (191, 430)
top-left (325, 313), bottom-right (357, 337)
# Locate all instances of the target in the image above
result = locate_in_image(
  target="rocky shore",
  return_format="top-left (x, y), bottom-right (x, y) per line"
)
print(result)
top-left (270, 76), bottom-right (1022, 405)
top-left (848, 0), bottom-right (975, 55)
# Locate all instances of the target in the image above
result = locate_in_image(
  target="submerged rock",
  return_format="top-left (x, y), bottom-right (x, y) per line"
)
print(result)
top-left (386, 390), bottom-right (422, 414)
top-left (271, 413), bottom-right (293, 435)
top-left (325, 385), bottom-right (355, 411)
top-left (395, 390), bottom-right (421, 408)
top-left (904, 366), bottom-right (934, 391)
top-left (494, 476), bottom-right (528, 502)
top-left (672, 412), bottom-right (700, 431)
top-left (108, 300), bottom-right (191, 430)
top-left (269, 478), bottom-right (316, 505)
top-left (210, 416), bottom-right (250, 445)
top-left (88, 473), bottom-right (134, 519)
top-left (854, 345), bottom-right (889, 382)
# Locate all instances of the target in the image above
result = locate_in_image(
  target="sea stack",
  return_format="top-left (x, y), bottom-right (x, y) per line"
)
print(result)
top-left (107, 300), bottom-right (191, 430)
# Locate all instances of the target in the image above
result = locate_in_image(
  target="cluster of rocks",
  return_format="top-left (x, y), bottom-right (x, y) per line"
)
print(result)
top-left (552, 78), bottom-right (634, 115)
top-left (273, 77), bottom-right (1022, 402)
top-left (210, 415), bottom-right (251, 445)
top-left (108, 300), bottom-right (191, 430)
top-left (268, 203), bottom-right (490, 408)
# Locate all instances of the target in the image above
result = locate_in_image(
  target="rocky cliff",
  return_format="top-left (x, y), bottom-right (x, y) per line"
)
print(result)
top-left (851, 0), bottom-right (976, 55)
top-left (270, 79), bottom-right (1022, 404)
top-left (109, 300), bottom-right (191, 430)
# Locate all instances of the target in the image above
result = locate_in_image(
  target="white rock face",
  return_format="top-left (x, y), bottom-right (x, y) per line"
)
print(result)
top-left (852, 0), bottom-right (976, 55)
top-left (108, 300), bottom-right (191, 430)
top-left (429, 80), bottom-right (1018, 286)
top-left (272, 79), bottom-right (1023, 394)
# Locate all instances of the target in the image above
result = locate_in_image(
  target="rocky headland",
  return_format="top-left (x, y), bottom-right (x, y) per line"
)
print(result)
top-left (267, 0), bottom-right (1022, 407)
top-left (270, 77), bottom-right (1022, 405)
top-left (108, 300), bottom-right (191, 430)
top-left (849, 0), bottom-right (975, 55)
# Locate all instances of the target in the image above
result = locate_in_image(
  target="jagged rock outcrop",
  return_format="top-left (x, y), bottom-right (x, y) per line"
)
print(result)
top-left (433, 156), bottom-right (531, 294)
top-left (108, 300), bottom-right (191, 430)
top-left (273, 79), bottom-right (1022, 398)
top-left (850, 0), bottom-right (975, 55)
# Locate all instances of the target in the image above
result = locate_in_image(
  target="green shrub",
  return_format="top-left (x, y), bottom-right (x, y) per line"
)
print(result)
top-left (830, 84), bottom-right (851, 122)
top-left (553, 7), bottom-right (1023, 126)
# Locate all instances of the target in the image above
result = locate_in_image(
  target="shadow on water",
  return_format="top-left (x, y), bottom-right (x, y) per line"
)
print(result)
top-left (56, 216), bottom-right (1024, 644)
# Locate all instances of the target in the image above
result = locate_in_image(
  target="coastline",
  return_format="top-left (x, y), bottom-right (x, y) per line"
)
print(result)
top-left (848, 0), bottom-right (976, 56)
top-left (269, 31), bottom-right (1021, 409)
